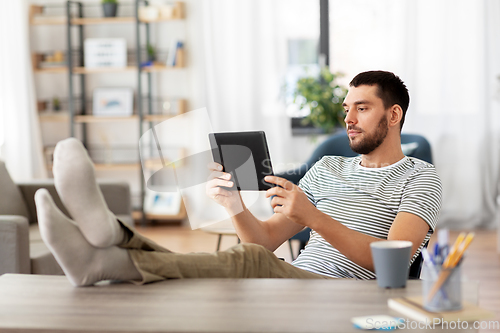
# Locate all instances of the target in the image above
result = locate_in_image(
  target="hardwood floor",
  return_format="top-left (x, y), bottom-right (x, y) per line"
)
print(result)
top-left (135, 225), bottom-right (500, 332)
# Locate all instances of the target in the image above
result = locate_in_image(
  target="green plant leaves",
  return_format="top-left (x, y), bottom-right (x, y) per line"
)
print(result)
top-left (292, 68), bottom-right (348, 133)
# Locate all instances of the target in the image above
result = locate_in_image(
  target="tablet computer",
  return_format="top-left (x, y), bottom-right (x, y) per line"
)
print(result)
top-left (209, 131), bottom-right (274, 191)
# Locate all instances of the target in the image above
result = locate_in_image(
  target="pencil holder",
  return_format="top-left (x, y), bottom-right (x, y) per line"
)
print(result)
top-left (422, 263), bottom-right (462, 312)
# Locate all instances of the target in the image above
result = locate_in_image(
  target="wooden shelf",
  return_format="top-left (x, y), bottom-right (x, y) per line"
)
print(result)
top-left (30, 2), bottom-right (185, 25)
top-left (34, 67), bottom-right (68, 74)
top-left (74, 115), bottom-right (139, 123)
top-left (72, 17), bottom-right (136, 25)
top-left (94, 163), bottom-right (140, 171)
top-left (40, 113), bottom-right (185, 123)
top-left (31, 17), bottom-right (186, 26)
top-left (142, 64), bottom-right (182, 72)
top-left (39, 112), bottom-right (69, 122)
top-left (143, 114), bottom-right (175, 122)
top-left (34, 64), bottom-right (182, 74)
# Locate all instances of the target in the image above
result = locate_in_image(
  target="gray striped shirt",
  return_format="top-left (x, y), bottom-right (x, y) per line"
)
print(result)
top-left (292, 155), bottom-right (442, 279)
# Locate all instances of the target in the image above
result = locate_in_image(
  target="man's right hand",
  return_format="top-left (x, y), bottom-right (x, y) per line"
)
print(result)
top-left (206, 162), bottom-right (244, 213)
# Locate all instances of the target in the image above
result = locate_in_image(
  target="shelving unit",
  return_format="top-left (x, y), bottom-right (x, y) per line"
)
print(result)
top-left (30, 1), bottom-right (188, 222)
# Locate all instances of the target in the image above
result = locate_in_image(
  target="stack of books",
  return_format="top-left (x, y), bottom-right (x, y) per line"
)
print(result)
top-left (388, 296), bottom-right (494, 323)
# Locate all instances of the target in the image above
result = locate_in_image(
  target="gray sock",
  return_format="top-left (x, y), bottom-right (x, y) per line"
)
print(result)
top-left (35, 189), bottom-right (142, 287)
top-left (53, 138), bottom-right (125, 248)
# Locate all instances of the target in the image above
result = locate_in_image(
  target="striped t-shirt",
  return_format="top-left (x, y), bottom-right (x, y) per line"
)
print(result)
top-left (292, 155), bottom-right (442, 280)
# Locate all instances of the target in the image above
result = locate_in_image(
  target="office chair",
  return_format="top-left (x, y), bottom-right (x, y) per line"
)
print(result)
top-left (277, 132), bottom-right (433, 279)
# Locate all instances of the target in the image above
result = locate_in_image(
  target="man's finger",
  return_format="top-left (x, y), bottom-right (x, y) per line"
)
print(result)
top-left (208, 186), bottom-right (232, 198)
top-left (265, 186), bottom-right (286, 198)
top-left (208, 170), bottom-right (231, 181)
top-left (207, 162), bottom-right (223, 171)
top-left (273, 205), bottom-right (284, 214)
top-left (264, 176), bottom-right (295, 190)
top-left (270, 196), bottom-right (285, 209)
top-left (207, 178), bottom-right (234, 189)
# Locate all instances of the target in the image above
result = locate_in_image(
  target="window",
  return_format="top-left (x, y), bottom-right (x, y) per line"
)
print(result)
top-left (276, 0), bottom-right (329, 135)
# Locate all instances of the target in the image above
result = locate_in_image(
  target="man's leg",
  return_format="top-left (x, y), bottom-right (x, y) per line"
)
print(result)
top-left (53, 138), bottom-right (125, 248)
top-left (126, 242), bottom-right (332, 284)
top-left (37, 187), bottom-right (328, 286)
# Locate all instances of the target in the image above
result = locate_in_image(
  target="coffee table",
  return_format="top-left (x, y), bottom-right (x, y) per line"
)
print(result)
top-left (0, 274), bottom-right (478, 332)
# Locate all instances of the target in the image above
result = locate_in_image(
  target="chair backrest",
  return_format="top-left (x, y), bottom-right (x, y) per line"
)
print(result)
top-left (305, 132), bottom-right (433, 169)
top-left (285, 132), bottom-right (433, 279)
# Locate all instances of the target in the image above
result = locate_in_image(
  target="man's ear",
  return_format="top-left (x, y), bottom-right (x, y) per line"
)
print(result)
top-left (388, 105), bottom-right (403, 128)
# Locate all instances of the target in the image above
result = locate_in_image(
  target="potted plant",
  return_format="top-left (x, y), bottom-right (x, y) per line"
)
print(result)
top-left (292, 68), bottom-right (348, 133)
top-left (147, 43), bottom-right (156, 63)
top-left (102, 0), bottom-right (118, 18)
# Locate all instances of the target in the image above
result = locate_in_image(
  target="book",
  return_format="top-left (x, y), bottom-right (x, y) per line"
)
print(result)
top-left (166, 39), bottom-right (178, 67)
top-left (388, 296), bottom-right (494, 323)
top-left (166, 39), bottom-right (184, 67)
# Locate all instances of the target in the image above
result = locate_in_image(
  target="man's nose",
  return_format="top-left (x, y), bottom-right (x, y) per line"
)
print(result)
top-left (344, 109), bottom-right (356, 126)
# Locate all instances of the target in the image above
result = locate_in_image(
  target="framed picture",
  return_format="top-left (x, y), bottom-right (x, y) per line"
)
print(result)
top-left (93, 88), bottom-right (134, 116)
top-left (144, 189), bottom-right (182, 216)
top-left (84, 38), bottom-right (127, 68)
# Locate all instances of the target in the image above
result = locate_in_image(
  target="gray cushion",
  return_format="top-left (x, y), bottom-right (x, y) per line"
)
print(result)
top-left (0, 160), bottom-right (31, 222)
top-left (0, 216), bottom-right (30, 274)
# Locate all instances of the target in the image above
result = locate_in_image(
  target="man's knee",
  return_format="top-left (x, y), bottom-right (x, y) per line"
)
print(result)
top-left (231, 243), bottom-right (275, 260)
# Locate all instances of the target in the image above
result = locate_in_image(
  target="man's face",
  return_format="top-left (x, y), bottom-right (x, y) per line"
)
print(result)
top-left (342, 85), bottom-right (390, 155)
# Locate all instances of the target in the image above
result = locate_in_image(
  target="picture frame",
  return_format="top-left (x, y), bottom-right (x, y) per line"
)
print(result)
top-left (143, 189), bottom-right (182, 216)
top-left (93, 87), bottom-right (134, 116)
top-left (84, 38), bottom-right (127, 68)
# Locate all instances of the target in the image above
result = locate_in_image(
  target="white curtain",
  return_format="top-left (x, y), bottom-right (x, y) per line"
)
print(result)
top-left (200, 0), bottom-right (289, 218)
top-left (0, 0), bottom-right (46, 181)
top-left (402, 0), bottom-right (500, 229)
top-left (330, 0), bottom-right (500, 229)
top-left (201, 0), bottom-right (291, 161)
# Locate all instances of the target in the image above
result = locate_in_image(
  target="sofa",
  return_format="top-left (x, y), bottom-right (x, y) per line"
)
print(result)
top-left (0, 160), bottom-right (134, 276)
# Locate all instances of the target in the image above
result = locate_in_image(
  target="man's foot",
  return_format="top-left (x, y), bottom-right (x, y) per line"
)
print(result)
top-left (53, 138), bottom-right (125, 248)
top-left (35, 189), bottom-right (141, 286)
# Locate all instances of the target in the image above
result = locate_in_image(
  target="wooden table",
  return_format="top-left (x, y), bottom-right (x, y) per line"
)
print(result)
top-left (0, 274), bottom-right (478, 333)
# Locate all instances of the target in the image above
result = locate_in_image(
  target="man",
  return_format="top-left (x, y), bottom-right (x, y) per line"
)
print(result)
top-left (35, 70), bottom-right (441, 286)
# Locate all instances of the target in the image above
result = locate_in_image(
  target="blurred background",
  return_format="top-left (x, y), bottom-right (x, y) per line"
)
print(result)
top-left (0, 0), bottom-right (499, 231)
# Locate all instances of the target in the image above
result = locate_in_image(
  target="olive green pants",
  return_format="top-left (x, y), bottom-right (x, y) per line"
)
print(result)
top-left (118, 222), bottom-right (332, 284)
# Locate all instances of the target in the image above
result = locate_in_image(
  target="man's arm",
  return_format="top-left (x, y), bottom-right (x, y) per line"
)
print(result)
top-left (206, 163), bottom-right (304, 252)
top-left (310, 211), bottom-right (429, 271)
top-left (265, 176), bottom-right (429, 272)
top-left (230, 208), bottom-right (304, 252)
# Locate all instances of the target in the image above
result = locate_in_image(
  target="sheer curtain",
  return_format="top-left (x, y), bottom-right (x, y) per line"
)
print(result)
top-left (200, 0), bottom-right (288, 218)
top-left (330, 0), bottom-right (500, 229)
top-left (402, 0), bottom-right (500, 229)
top-left (0, 0), bottom-right (46, 181)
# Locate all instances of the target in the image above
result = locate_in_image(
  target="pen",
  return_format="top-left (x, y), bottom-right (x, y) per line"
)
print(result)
top-left (422, 248), bottom-right (448, 300)
top-left (433, 243), bottom-right (441, 265)
top-left (438, 229), bottom-right (450, 259)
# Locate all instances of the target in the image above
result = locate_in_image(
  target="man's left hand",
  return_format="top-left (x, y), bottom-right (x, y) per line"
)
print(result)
top-left (264, 176), bottom-right (320, 227)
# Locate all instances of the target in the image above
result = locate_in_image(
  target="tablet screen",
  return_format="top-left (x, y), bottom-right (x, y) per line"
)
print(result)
top-left (209, 131), bottom-right (274, 191)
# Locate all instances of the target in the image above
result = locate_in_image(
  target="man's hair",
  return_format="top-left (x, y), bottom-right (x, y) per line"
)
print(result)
top-left (349, 71), bottom-right (409, 130)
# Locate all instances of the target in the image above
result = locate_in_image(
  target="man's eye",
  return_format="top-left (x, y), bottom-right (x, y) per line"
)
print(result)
top-left (358, 107), bottom-right (366, 112)
top-left (344, 109), bottom-right (349, 114)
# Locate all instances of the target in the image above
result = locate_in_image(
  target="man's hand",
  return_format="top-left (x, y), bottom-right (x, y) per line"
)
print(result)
top-left (206, 162), bottom-right (244, 214)
top-left (264, 176), bottom-right (321, 226)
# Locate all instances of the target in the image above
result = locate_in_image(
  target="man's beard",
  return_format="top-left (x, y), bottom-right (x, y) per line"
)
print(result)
top-left (348, 115), bottom-right (388, 155)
